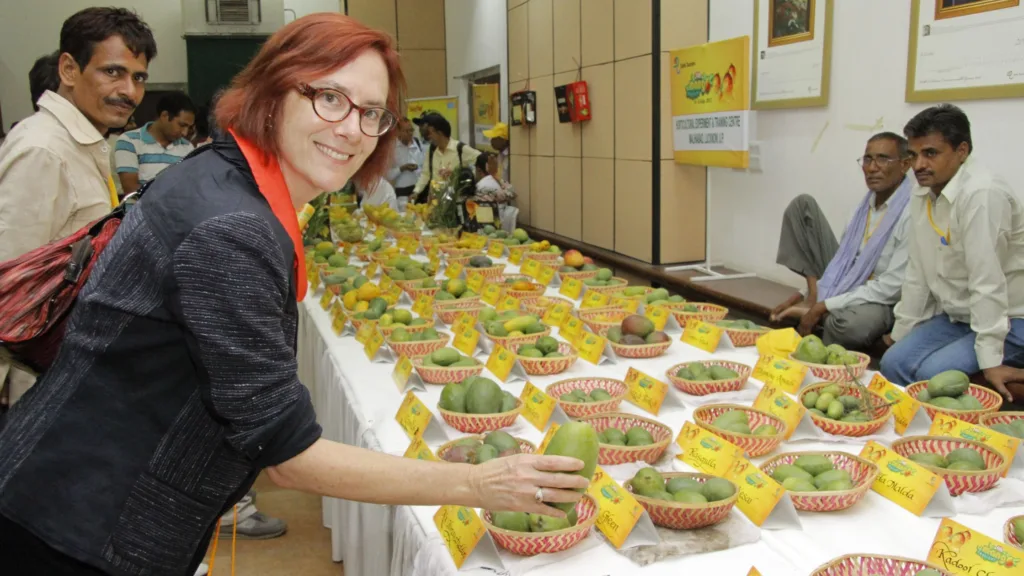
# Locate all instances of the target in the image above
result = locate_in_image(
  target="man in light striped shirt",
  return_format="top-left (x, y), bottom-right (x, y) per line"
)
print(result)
top-left (115, 91), bottom-right (195, 194)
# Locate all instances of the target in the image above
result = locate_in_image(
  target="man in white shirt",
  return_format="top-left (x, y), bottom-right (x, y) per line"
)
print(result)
top-left (387, 118), bottom-right (424, 199)
top-left (412, 113), bottom-right (480, 203)
top-left (360, 177), bottom-right (399, 211)
top-left (771, 133), bottom-right (914, 351)
top-left (881, 105), bottom-right (1024, 403)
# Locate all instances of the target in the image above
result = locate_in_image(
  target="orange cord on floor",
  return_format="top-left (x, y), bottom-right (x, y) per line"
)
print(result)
top-left (208, 505), bottom-right (238, 576)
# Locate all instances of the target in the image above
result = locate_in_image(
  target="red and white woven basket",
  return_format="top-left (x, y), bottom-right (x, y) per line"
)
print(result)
top-left (759, 451), bottom-right (879, 512)
top-left (907, 381), bottom-right (1003, 424)
top-left (669, 303), bottom-right (729, 326)
top-left (521, 296), bottom-right (575, 316)
top-left (385, 332), bottom-right (451, 359)
top-left (582, 279), bottom-right (631, 295)
top-left (437, 399), bottom-right (523, 433)
top-left (505, 285), bottom-right (547, 300)
top-left (1006, 515), bottom-right (1022, 549)
top-left (577, 307), bottom-right (630, 337)
top-left (890, 436), bottom-right (1008, 496)
top-left (721, 327), bottom-right (770, 347)
top-left (810, 555), bottom-right (953, 576)
top-left (515, 342), bottom-right (579, 376)
top-left (798, 382), bottom-right (892, 437)
top-left (789, 351), bottom-right (870, 381)
top-left (577, 413), bottom-right (673, 465)
top-left (693, 404), bottom-right (787, 458)
top-left (628, 473), bottom-right (737, 530)
top-left (466, 265), bottom-right (507, 279)
top-left (412, 357), bottom-right (484, 385)
top-left (666, 361), bottom-right (752, 396)
top-left (487, 327), bottom-right (552, 349)
top-left (558, 268), bottom-right (599, 282)
top-left (436, 436), bottom-right (536, 461)
top-left (608, 339), bottom-right (672, 359)
top-left (434, 301), bottom-right (485, 325)
top-left (482, 495), bottom-right (597, 556)
top-left (547, 378), bottom-right (627, 418)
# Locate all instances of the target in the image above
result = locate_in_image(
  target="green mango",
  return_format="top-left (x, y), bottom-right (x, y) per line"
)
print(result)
top-left (946, 447), bottom-right (986, 469)
top-left (946, 460), bottom-right (985, 471)
top-left (625, 426), bottom-right (655, 446)
top-left (675, 367), bottom-right (694, 380)
top-left (473, 444), bottom-right (499, 464)
top-left (535, 336), bottom-right (559, 355)
top-left (500, 391), bottom-right (518, 413)
top-left (794, 455), bottom-right (834, 476)
top-left (665, 477), bottom-right (704, 494)
top-left (603, 428), bottom-right (626, 444)
top-left (589, 389), bottom-right (612, 402)
top-left (440, 383), bottom-right (467, 413)
top-left (712, 410), bottom-right (749, 430)
top-left (672, 491), bottom-right (708, 504)
top-left (528, 513), bottom-right (570, 533)
top-left (802, 391), bottom-right (820, 409)
top-left (812, 469), bottom-right (852, 490)
top-left (793, 334), bottom-right (828, 364)
top-left (541, 422), bottom-right (600, 513)
top-left (701, 477), bottom-right (736, 502)
top-left (466, 378), bottom-right (503, 414)
top-left (990, 423), bottom-right (1022, 439)
top-left (771, 464), bottom-right (814, 484)
top-left (708, 365), bottom-right (739, 381)
top-left (909, 452), bottom-right (948, 468)
top-left (782, 477), bottom-right (818, 492)
top-left (959, 394), bottom-right (984, 411)
top-left (929, 396), bottom-right (964, 410)
top-left (927, 370), bottom-right (970, 398)
top-left (753, 424), bottom-right (778, 436)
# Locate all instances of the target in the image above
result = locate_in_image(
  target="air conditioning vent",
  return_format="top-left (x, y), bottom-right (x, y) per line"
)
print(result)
top-left (206, 0), bottom-right (261, 25)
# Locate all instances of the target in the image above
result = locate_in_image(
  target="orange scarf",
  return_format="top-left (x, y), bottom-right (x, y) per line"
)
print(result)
top-left (230, 130), bottom-right (307, 301)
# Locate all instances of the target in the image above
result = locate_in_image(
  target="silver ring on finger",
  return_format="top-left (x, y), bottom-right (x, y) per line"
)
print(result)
top-left (534, 487), bottom-right (544, 503)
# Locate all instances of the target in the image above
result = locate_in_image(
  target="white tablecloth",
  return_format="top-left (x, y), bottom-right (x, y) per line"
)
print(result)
top-left (296, 258), bottom-right (1024, 576)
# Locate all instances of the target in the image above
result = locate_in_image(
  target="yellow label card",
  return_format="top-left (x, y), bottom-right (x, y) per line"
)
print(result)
top-left (542, 302), bottom-right (572, 327)
top-left (434, 505), bottom-right (486, 569)
top-left (681, 319), bottom-right (723, 353)
top-left (387, 282), bottom-right (403, 303)
top-left (466, 271), bottom-right (486, 294)
top-left (393, 355), bottom-right (414, 391)
top-left (496, 295), bottom-right (521, 313)
top-left (428, 246), bottom-right (440, 261)
top-left (577, 332), bottom-right (608, 365)
top-left (725, 456), bottom-right (787, 527)
top-left (330, 300), bottom-right (345, 321)
top-left (581, 291), bottom-right (611, 309)
top-left (399, 236), bottom-right (419, 254)
top-left (509, 246), bottom-right (527, 265)
top-left (482, 283), bottom-right (503, 306)
top-left (365, 261), bottom-right (379, 278)
top-left (748, 569), bottom-right (763, 576)
top-left (379, 274), bottom-right (394, 291)
top-left (868, 374), bottom-right (921, 435)
top-left (486, 343), bottom-right (516, 382)
top-left (519, 381), bottom-right (557, 431)
top-left (753, 384), bottom-right (806, 440)
top-left (675, 421), bottom-right (742, 476)
top-left (403, 437), bottom-right (437, 461)
top-left (374, 227), bottom-right (387, 239)
top-left (487, 242), bottom-right (505, 258)
top-left (430, 255), bottom-right (441, 272)
top-left (559, 278), bottom-right (583, 300)
top-left (586, 466), bottom-right (645, 549)
top-left (319, 291), bottom-right (333, 310)
top-left (538, 423), bottom-right (560, 453)
top-left (536, 265), bottom-right (556, 286)
top-left (308, 267), bottom-right (321, 290)
top-left (644, 306), bottom-right (671, 331)
top-left (331, 314), bottom-right (346, 336)
top-left (363, 328), bottom-right (385, 360)
top-left (610, 296), bottom-right (641, 313)
top-left (624, 367), bottom-right (668, 416)
top-left (560, 316), bottom-right (585, 344)
top-left (859, 441), bottom-right (944, 516)
top-left (445, 262), bottom-right (464, 279)
top-left (453, 312), bottom-right (476, 334)
top-left (453, 327), bottom-right (481, 357)
top-left (521, 258), bottom-right (542, 278)
top-left (473, 236), bottom-right (488, 250)
top-left (751, 354), bottom-right (809, 396)
top-left (395, 391), bottom-right (433, 440)
top-left (927, 517), bottom-right (1022, 576)
top-left (932, 414), bottom-right (1020, 475)
top-left (413, 294), bottom-right (435, 317)
top-left (355, 322), bottom-right (376, 344)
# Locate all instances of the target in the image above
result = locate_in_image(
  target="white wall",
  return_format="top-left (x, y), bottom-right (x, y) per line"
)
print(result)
top-left (707, 0), bottom-right (1024, 288)
top-left (444, 0), bottom-right (508, 144)
top-left (283, 0), bottom-right (342, 23)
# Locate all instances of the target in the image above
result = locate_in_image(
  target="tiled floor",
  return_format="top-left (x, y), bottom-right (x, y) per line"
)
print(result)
top-left (204, 474), bottom-right (340, 576)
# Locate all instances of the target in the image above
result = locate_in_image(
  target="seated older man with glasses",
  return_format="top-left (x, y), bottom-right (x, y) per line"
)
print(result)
top-left (770, 132), bottom-right (915, 352)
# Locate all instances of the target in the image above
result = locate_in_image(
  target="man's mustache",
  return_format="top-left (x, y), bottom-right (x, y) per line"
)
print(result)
top-left (105, 96), bottom-right (137, 109)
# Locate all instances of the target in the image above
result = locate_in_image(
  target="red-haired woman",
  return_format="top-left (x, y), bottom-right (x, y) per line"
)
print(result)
top-left (0, 14), bottom-right (586, 576)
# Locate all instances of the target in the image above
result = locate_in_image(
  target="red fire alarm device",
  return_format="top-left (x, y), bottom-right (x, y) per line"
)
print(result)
top-left (555, 81), bottom-right (591, 124)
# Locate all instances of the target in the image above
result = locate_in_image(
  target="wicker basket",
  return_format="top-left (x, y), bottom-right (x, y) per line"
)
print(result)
top-left (981, 411), bottom-right (1024, 429)
top-left (446, 255), bottom-right (473, 268)
top-left (482, 495), bottom-right (597, 556)
top-left (412, 357), bottom-right (484, 385)
top-left (577, 307), bottom-right (630, 337)
top-left (437, 399), bottom-right (523, 433)
top-left (906, 382), bottom-right (1003, 424)
top-left (788, 351), bottom-right (871, 381)
top-left (486, 327), bottom-right (552, 349)
top-left (798, 382), bottom-right (892, 437)
top-left (693, 404), bottom-right (787, 458)
top-left (377, 318), bottom-right (435, 338)
top-left (890, 436), bottom-right (1008, 496)
top-left (668, 303), bottom-right (729, 326)
top-left (465, 264), bottom-right (507, 279)
top-left (515, 342), bottom-right (579, 376)
top-left (760, 451), bottom-right (879, 512)
top-left (505, 284), bottom-right (547, 300)
top-left (558, 268), bottom-right (599, 282)
top-left (608, 339), bottom-right (672, 359)
top-left (404, 284), bottom-right (441, 300)
top-left (435, 302), bottom-right (486, 325)
top-left (442, 246), bottom-right (483, 258)
top-left (665, 361), bottom-right (752, 397)
top-left (721, 327), bottom-right (770, 347)
top-left (546, 378), bottom-right (627, 418)
top-left (810, 555), bottom-right (953, 576)
top-left (627, 473), bottom-right (738, 530)
top-left (582, 278), bottom-right (631, 295)
top-left (605, 287), bottom-right (655, 301)
top-left (577, 413), bottom-right (673, 465)
top-left (385, 332), bottom-right (451, 359)
top-left (522, 251), bottom-right (562, 263)
top-left (521, 296), bottom-right (575, 316)
top-left (436, 435), bottom-right (536, 462)
top-left (1006, 515), bottom-right (1023, 549)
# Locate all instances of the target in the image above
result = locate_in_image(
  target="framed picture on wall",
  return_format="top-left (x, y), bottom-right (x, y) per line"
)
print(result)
top-left (768, 0), bottom-right (815, 47)
top-left (907, 0), bottom-right (1024, 102)
top-left (752, 0), bottom-right (833, 110)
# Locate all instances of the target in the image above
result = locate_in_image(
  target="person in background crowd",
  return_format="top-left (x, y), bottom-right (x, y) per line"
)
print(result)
top-left (360, 176), bottom-right (399, 211)
top-left (191, 105), bottom-right (213, 147)
top-left (105, 115), bottom-right (136, 199)
top-left (483, 121), bottom-right (509, 179)
top-left (28, 51), bottom-right (61, 112)
top-left (386, 117), bottom-right (423, 200)
top-left (115, 91), bottom-right (195, 194)
top-left (474, 151), bottom-right (515, 204)
top-left (881, 104), bottom-right (1024, 403)
top-left (412, 112), bottom-right (480, 203)
top-left (0, 7), bottom-right (155, 408)
top-left (771, 133), bottom-right (914, 351)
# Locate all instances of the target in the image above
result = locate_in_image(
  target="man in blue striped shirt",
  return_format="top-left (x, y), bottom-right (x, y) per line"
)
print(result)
top-left (115, 91), bottom-right (195, 194)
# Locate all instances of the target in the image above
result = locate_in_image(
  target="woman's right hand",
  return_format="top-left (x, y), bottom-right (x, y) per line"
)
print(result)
top-left (468, 454), bottom-right (591, 517)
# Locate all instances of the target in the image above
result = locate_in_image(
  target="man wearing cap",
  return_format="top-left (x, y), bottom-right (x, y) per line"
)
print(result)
top-left (483, 122), bottom-right (510, 180)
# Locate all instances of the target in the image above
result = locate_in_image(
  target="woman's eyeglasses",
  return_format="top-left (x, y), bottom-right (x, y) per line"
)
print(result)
top-left (298, 84), bottom-right (397, 137)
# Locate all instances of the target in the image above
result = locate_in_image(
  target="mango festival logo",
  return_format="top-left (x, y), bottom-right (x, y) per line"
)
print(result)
top-left (957, 427), bottom-right (991, 444)
top-left (682, 64), bottom-right (738, 104)
top-left (745, 472), bottom-right (766, 489)
top-left (772, 360), bottom-right (790, 371)
top-left (773, 394), bottom-right (793, 409)
top-left (886, 459), bottom-right (916, 477)
top-left (638, 378), bottom-right (654, 390)
top-left (976, 543), bottom-right (1020, 569)
top-left (696, 324), bottom-right (711, 334)
top-left (456, 507), bottom-right (473, 527)
top-left (601, 484), bottom-right (624, 505)
top-left (700, 435), bottom-right (723, 452)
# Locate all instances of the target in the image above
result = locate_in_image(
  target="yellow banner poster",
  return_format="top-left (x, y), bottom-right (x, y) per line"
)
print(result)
top-left (472, 84), bottom-right (500, 152)
top-left (669, 36), bottom-right (751, 168)
top-left (407, 96), bottom-right (459, 137)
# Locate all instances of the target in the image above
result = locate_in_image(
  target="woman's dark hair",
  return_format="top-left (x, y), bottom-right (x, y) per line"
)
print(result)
top-left (475, 152), bottom-right (493, 173)
top-left (156, 91), bottom-right (196, 119)
top-left (903, 104), bottom-right (972, 153)
top-left (422, 113), bottom-right (452, 139)
top-left (29, 51), bottom-right (61, 111)
top-left (60, 7), bottom-right (157, 71)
